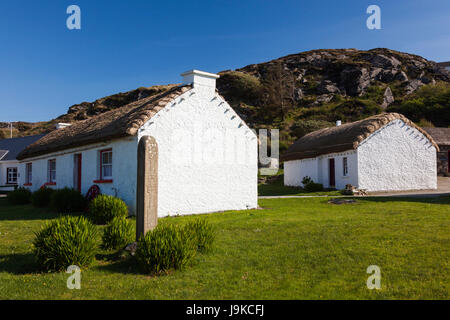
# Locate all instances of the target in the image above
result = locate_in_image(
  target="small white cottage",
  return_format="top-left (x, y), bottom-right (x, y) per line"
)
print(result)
top-left (0, 134), bottom-right (44, 191)
top-left (282, 113), bottom-right (439, 192)
top-left (17, 70), bottom-right (258, 216)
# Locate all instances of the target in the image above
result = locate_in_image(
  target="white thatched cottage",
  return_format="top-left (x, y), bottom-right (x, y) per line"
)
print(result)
top-left (282, 113), bottom-right (439, 192)
top-left (17, 70), bottom-right (258, 216)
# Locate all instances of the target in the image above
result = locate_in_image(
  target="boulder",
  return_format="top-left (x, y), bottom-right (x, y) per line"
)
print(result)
top-left (381, 87), bottom-right (394, 109)
top-left (405, 79), bottom-right (424, 95)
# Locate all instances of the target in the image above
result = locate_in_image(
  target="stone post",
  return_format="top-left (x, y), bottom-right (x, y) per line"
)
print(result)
top-left (136, 136), bottom-right (158, 240)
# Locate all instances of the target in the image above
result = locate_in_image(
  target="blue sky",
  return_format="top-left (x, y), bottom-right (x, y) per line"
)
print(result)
top-left (0, 0), bottom-right (449, 122)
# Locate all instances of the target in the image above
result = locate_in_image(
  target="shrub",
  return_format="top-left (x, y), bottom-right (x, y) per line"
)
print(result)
top-left (183, 219), bottom-right (215, 253)
top-left (301, 176), bottom-right (313, 186)
top-left (7, 187), bottom-right (32, 205)
top-left (89, 195), bottom-right (128, 224)
top-left (31, 187), bottom-right (54, 208)
top-left (135, 224), bottom-right (196, 274)
top-left (50, 188), bottom-right (87, 213)
top-left (102, 217), bottom-right (134, 250)
top-left (302, 176), bottom-right (324, 192)
top-left (304, 182), bottom-right (325, 192)
top-left (32, 215), bottom-right (98, 271)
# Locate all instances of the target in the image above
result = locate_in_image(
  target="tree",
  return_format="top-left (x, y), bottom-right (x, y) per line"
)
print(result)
top-left (261, 61), bottom-right (296, 121)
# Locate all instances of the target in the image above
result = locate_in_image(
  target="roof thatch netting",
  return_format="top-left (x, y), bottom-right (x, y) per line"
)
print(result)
top-left (423, 127), bottom-right (450, 146)
top-left (17, 85), bottom-right (191, 160)
top-left (281, 113), bottom-right (439, 161)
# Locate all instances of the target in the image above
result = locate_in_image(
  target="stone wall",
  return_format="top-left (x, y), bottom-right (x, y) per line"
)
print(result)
top-left (436, 145), bottom-right (450, 176)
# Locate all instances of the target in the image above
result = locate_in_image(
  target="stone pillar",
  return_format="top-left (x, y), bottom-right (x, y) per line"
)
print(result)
top-left (136, 136), bottom-right (158, 240)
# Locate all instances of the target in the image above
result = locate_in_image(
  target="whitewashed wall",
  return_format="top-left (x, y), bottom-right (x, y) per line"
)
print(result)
top-left (284, 151), bottom-right (358, 190)
top-left (138, 86), bottom-right (258, 217)
top-left (284, 158), bottom-right (319, 187)
top-left (18, 137), bottom-right (138, 213)
top-left (357, 119), bottom-right (437, 191)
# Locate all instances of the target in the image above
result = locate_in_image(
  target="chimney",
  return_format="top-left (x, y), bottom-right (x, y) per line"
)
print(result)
top-left (56, 123), bottom-right (72, 130)
top-left (181, 70), bottom-right (219, 94)
top-left (336, 120), bottom-right (342, 126)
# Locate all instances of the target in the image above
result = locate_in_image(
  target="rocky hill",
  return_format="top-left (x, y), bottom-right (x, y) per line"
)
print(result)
top-left (2, 48), bottom-right (449, 147)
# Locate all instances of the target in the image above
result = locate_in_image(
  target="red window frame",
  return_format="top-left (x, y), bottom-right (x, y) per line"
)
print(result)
top-left (94, 149), bottom-right (113, 183)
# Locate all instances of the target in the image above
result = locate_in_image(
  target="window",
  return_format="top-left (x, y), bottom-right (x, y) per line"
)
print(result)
top-left (343, 157), bottom-right (348, 176)
top-left (100, 149), bottom-right (112, 180)
top-left (6, 167), bottom-right (17, 184)
top-left (48, 159), bottom-right (56, 183)
top-left (25, 163), bottom-right (32, 185)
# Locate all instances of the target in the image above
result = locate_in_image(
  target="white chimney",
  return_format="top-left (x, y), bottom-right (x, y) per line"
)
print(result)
top-left (56, 123), bottom-right (72, 130)
top-left (181, 70), bottom-right (219, 93)
top-left (336, 120), bottom-right (342, 126)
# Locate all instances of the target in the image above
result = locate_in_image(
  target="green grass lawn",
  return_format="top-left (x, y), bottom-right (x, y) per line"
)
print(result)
top-left (0, 196), bottom-right (449, 299)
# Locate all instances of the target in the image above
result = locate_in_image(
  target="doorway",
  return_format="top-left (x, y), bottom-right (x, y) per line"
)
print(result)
top-left (74, 154), bottom-right (82, 192)
top-left (329, 158), bottom-right (336, 188)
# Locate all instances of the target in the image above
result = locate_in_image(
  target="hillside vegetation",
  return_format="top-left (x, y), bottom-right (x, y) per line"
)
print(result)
top-left (2, 48), bottom-right (449, 149)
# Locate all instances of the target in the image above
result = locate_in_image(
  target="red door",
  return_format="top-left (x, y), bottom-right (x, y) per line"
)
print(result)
top-left (329, 158), bottom-right (336, 187)
top-left (74, 154), bottom-right (82, 192)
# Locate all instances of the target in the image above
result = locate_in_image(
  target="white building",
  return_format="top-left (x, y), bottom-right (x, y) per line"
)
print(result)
top-left (17, 70), bottom-right (258, 216)
top-left (282, 113), bottom-right (439, 192)
top-left (0, 134), bottom-right (44, 191)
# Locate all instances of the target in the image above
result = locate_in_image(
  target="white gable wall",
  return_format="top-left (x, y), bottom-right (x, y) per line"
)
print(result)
top-left (357, 119), bottom-right (437, 191)
top-left (138, 86), bottom-right (258, 217)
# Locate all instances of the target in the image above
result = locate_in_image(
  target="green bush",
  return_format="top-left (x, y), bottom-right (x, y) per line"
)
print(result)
top-left (302, 176), bottom-right (324, 192)
top-left (184, 219), bottom-right (215, 253)
top-left (50, 188), bottom-right (87, 213)
top-left (135, 224), bottom-right (196, 274)
top-left (304, 182), bottom-right (325, 192)
top-left (31, 187), bottom-right (54, 208)
top-left (102, 217), bottom-right (134, 250)
top-left (89, 195), bottom-right (128, 224)
top-left (7, 187), bottom-right (32, 205)
top-left (32, 215), bottom-right (98, 271)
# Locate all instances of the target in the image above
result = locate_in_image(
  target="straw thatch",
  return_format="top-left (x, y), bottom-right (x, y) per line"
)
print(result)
top-left (423, 127), bottom-right (450, 146)
top-left (17, 85), bottom-right (191, 160)
top-left (281, 113), bottom-right (439, 161)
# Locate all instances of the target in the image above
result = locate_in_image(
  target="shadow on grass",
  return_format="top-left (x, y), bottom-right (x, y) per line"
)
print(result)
top-left (95, 253), bottom-right (140, 275)
top-left (357, 195), bottom-right (450, 205)
top-left (0, 206), bottom-right (59, 221)
top-left (0, 253), bottom-right (40, 275)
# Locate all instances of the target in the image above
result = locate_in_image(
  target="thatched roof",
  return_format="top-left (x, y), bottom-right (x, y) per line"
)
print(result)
top-left (282, 113), bottom-right (439, 161)
top-left (17, 85), bottom-right (191, 160)
top-left (423, 127), bottom-right (450, 146)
